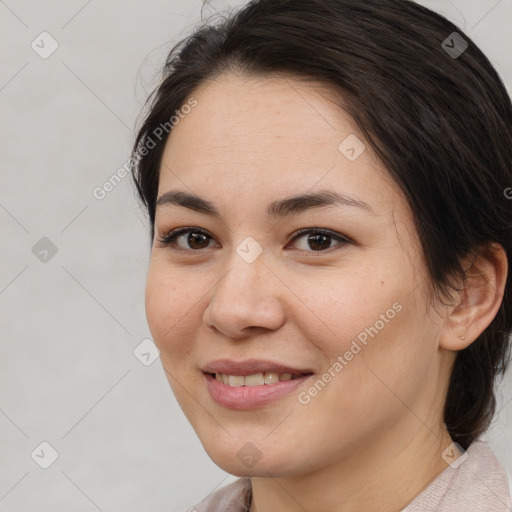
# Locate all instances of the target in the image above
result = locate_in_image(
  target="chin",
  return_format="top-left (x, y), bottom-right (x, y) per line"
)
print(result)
top-left (201, 439), bottom-right (306, 478)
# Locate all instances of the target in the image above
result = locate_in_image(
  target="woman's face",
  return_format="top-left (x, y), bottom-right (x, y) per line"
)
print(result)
top-left (145, 72), bottom-right (453, 477)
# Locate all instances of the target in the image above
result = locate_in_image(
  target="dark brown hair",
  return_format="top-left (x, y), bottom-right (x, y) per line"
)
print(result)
top-left (130, 0), bottom-right (512, 450)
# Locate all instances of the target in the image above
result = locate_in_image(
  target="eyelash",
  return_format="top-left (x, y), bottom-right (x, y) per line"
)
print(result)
top-left (156, 226), bottom-right (352, 255)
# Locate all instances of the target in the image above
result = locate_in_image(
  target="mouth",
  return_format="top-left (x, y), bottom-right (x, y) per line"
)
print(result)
top-left (202, 358), bottom-right (314, 378)
top-left (202, 359), bottom-right (315, 409)
top-left (203, 371), bottom-right (310, 387)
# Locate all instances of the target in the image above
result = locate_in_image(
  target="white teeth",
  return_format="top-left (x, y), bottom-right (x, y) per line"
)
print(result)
top-left (214, 372), bottom-right (299, 386)
top-left (264, 372), bottom-right (279, 385)
top-left (227, 375), bottom-right (245, 387)
top-left (244, 373), bottom-right (264, 386)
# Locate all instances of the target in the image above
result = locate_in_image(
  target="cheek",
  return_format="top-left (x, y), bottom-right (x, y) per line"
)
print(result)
top-left (286, 263), bottom-right (409, 351)
top-left (308, 295), bottom-right (436, 431)
top-left (144, 262), bottom-right (201, 360)
top-left (290, 262), bottom-right (433, 401)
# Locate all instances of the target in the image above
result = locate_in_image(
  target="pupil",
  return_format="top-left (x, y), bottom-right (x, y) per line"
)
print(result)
top-left (189, 233), bottom-right (208, 249)
top-left (309, 234), bottom-right (330, 251)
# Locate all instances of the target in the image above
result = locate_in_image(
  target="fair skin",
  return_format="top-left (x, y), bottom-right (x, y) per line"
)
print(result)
top-left (145, 72), bottom-right (507, 512)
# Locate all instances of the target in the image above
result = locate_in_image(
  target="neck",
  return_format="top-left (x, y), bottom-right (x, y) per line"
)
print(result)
top-left (248, 419), bottom-right (454, 512)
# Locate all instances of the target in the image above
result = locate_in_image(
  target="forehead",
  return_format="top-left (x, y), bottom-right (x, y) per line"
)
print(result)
top-left (158, 72), bottom-right (402, 217)
top-left (165, 72), bottom-right (359, 160)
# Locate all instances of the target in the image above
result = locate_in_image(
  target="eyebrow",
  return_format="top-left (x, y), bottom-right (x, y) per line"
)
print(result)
top-left (155, 189), bottom-right (376, 218)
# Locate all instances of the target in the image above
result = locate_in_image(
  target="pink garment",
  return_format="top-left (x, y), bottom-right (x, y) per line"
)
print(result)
top-left (186, 440), bottom-right (511, 511)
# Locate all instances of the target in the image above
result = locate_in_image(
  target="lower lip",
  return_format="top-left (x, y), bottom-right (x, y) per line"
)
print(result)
top-left (204, 372), bottom-right (313, 410)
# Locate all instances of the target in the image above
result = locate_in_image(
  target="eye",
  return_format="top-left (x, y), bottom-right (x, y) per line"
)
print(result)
top-left (288, 228), bottom-right (351, 253)
top-left (156, 226), bottom-right (351, 254)
top-left (156, 226), bottom-right (216, 253)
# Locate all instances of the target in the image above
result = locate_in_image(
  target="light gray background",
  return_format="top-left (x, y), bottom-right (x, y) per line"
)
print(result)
top-left (1, 1), bottom-right (511, 511)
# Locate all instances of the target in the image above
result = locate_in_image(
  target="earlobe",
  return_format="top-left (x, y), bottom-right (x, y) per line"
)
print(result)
top-left (439, 243), bottom-right (508, 352)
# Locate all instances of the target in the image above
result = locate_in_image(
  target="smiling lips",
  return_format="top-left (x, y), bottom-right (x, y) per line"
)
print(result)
top-left (202, 358), bottom-right (315, 409)
top-left (214, 372), bottom-right (297, 387)
top-left (203, 358), bottom-right (313, 385)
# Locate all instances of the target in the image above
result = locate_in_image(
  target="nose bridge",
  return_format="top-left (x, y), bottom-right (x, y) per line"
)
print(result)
top-left (217, 243), bottom-right (270, 307)
top-left (203, 243), bottom-right (285, 336)
top-left (218, 232), bottom-right (269, 294)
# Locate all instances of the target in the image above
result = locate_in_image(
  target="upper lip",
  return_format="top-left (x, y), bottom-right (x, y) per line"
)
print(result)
top-left (202, 359), bottom-right (314, 377)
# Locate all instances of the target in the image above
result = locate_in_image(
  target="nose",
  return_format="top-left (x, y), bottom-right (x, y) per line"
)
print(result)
top-left (203, 251), bottom-right (286, 339)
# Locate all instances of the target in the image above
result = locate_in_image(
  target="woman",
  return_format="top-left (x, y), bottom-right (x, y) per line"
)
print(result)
top-left (130, 0), bottom-right (512, 510)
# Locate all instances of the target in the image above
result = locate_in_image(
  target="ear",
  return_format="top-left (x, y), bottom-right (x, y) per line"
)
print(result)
top-left (439, 243), bottom-right (508, 351)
